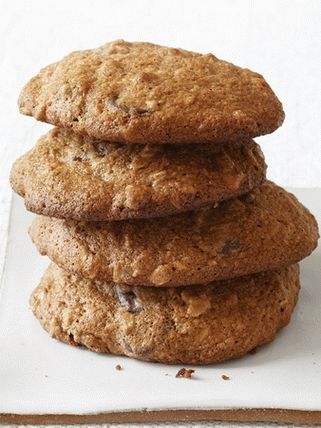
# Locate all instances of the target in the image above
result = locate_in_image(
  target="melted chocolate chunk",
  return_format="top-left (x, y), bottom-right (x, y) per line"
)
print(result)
top-left (115, 287), bottom-right (143, 313)
top-left (93, 141), bottom-right (109, 156)
top-left (220, 239), bottom-right (241, 256)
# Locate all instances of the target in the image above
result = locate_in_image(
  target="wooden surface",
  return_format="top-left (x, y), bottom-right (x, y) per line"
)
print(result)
top-left (1, 409), bottom-right (321, 425)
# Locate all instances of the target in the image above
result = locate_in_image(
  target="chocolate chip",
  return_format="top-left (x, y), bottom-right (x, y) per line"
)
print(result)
top-left (220, 239), bottom-right (241, 256)
top-left (93, 141), bottom-right (108, 156)
top-left (115, 287), bottom-right (142, 313)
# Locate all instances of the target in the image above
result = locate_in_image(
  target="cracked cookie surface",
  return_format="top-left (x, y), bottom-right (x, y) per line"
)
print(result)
top-left (19, 40), bottom-right (284, 144)
top-left (29, 182), bottom-right (319, 287)
top-left (10, 128), bottom-right (266, 221)
top-left (30, 263), bottom-right (300, 364)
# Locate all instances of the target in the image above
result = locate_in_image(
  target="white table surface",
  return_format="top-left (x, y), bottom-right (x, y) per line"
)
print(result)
top-left (1, 1), bottom-right (320, 426)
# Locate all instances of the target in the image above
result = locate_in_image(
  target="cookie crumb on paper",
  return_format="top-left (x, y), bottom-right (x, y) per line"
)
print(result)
top-left (176, 368), bottom-right (195, 378)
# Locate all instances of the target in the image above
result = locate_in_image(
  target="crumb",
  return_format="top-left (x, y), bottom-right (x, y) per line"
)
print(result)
top-left (115, 364), bottom-right (122, 371)
top-left (222, 374), bottom-right (230, 381)
top-left (176, 368), bottom-right (195, 378)
top-left (165, 373), bottom-right (169, 376)
top-left (44, 375), bottom-right (48, 378)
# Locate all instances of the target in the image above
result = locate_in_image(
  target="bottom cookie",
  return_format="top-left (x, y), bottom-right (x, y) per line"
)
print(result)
top-left (30, 264), bottom-right (300, 365)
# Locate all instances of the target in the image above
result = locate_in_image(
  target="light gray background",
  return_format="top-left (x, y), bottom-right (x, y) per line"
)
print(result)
top-left (1, 0), bottom-right (320, 191)
top-left (0, 0), bottom-right (320, 426)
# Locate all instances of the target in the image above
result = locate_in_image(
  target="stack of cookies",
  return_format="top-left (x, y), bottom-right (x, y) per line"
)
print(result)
top-left (10, 40), bottom-right (318, 364)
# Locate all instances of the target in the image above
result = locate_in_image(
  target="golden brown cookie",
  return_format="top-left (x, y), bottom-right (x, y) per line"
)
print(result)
top-left (29, 182), bottom-right (319, 287)
top-left (30, 263), bottom-right (300, 365)
top-left (19, 40), bottom-right (284, 144)
top-left (10, 128), bottom-right (266, 221)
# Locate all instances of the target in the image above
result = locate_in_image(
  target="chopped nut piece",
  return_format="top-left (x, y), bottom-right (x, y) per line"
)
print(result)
top-left (181, 291), bottom-right (211, 317)
top-left (222, 374), bottom-right (230, 380)
top-left (150, 265), bottom-right (172, 286)
top-left (115, 364), bottom-right (122, 371)
top-left (176, 368), bottom-right (195, 378)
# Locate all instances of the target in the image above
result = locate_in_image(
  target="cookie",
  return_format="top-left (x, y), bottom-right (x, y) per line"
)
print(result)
top-left (19, 40), bottom-right (284, 144)
top-left (10, 128), bottom-right (266, 221)
top-left (30, 263), bottom-right (300, 364)
top-left (29, 182), bottom-right (319, 287)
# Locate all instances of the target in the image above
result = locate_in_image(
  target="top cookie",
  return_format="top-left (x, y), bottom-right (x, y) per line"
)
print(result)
top-left (19, 40), bottom-right (284, 144)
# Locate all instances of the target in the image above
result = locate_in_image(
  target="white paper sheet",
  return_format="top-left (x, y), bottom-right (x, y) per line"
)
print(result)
top-left (0, 191), bottom-right (320, 415)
